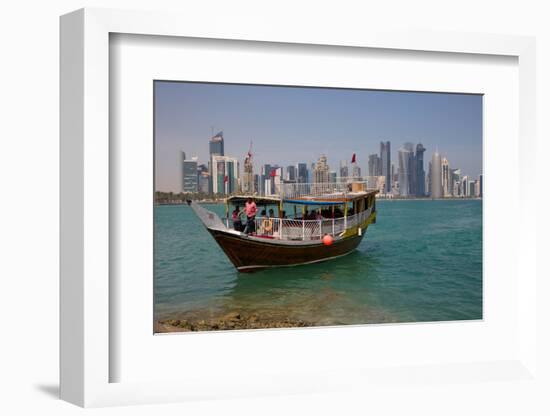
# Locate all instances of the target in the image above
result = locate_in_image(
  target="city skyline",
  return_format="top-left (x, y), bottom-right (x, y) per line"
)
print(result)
top-left (155, 81), bottom-right (482, 192)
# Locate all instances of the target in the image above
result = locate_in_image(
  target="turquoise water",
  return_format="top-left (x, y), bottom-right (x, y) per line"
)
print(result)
top-left (154, 200), bottom-right (482, 325)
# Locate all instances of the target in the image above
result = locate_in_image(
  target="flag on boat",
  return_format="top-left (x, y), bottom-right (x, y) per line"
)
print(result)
top-left (224, 175), bottom-right (228, 183)
top-left (351, 153), bottom-right (356, 163)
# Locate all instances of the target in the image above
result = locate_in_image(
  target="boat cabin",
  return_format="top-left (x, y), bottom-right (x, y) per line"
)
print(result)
top-left (224, 181), bottom-right (378, 241)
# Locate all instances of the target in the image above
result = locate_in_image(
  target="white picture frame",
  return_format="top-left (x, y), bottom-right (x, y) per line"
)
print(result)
top-left (60, 8), bottom-right (538, 407)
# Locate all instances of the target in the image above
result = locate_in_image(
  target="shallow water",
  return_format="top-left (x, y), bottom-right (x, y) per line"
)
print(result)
top-left (154, 199), bottom-right (482, 326)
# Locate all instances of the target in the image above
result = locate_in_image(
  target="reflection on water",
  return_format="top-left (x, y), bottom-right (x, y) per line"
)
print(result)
top-left (155, 200), bottom-right (482, 327)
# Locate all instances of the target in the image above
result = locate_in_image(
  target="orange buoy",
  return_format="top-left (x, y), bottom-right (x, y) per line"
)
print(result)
top-left (322, 234), bottom-right (334, 246)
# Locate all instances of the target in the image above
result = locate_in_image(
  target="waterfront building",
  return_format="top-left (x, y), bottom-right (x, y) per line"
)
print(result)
top-left (272, 166), bottom-right (282, 194)
top-left (461, 175), bottom-right (469, 197)
top-left (415, 143), bottom-right (426, 197)
top-left (453, 180), bottom-right (461, 196)
top-left (242, 152), bottom-right (254, 194)
top-left (211, 155), bottom-right (239, 194)
top-left (286, 165), bottom-right (297, 182)
top-left (182, 156), bottom-right (198, 193)
top-left (297, 163), bottom-right (307, 183)
top-left (313, 155), bottom-right (330, 183)
top-left (368, 154), bottom-right (381, 177)
top-left (380, 141), bottom-right (391, 193)
top-left (198, 172), bottom-right (210, 194)
top-left (398, 143), bottom-right (415, 197)
top-left (253, 174), bottom-right (261, 194)
top-left (450, 168), bottom-right (461, 197)
top-left (442, 157), bottom-right (451, 197)
top-left (479, 174), bottom-right (483, 197)
top-left (474, 179), bottom-right (480, 197)
top-left (431, 150), bottom-right (443, 199)
top-left (469, 180), bottom-right (476, 198)
top-left (330, 171), bottom-right (337, 183)
top-left (209, 131), bottom-right (224, 156)
top-left (208, 132), bottom-right (225, 193)
top-left (339, 160), bottom-right (349, 179)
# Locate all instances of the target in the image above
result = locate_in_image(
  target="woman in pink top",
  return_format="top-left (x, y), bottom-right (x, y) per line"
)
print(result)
top-left (243, 198), bottom-right (257, 234)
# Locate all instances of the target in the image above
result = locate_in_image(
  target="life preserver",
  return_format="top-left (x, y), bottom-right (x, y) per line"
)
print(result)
top-left (262, 218), bottom-right (273, 233)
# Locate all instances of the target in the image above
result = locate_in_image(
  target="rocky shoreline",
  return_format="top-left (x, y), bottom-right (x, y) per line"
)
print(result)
top-left (156, 311), bottom-right (313, 332)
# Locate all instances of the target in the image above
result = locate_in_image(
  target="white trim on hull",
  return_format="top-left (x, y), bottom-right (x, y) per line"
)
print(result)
top-left (236, 249), bottom-right (357, 271)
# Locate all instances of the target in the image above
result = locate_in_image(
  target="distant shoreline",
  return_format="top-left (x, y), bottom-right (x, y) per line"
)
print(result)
top-left (155, 197), bottom-right (482, 206)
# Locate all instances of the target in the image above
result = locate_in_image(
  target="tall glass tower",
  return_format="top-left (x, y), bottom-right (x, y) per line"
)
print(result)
top-left (380, 141), bottom-right (391, 193)
top-left (398, 143), bottom-right (414, 197)
top-left (415, 143), bottom-right (426, 197)
top-left (431, 150), bottom-right (443, 199)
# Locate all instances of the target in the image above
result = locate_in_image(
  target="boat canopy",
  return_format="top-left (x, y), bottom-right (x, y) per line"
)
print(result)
top-left (226, 195), bottom-right (281, 206)
top-left (226, 188), bottom-right (378, 207)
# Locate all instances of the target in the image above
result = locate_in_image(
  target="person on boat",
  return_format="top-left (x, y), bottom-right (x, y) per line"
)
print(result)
top-left (243, 198), bottom-right (257, 234)
top-left (259, 209), bottom-right (273, 236)
top-left (232, 205), bottom-right (243, 231)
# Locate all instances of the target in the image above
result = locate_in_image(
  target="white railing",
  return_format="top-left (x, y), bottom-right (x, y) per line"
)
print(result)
top-left (229, 207), bottom-right (373, 241)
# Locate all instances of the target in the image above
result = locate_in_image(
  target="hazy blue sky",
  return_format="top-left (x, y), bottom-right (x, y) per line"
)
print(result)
top-left (155, 81), bottom-right (482, 192)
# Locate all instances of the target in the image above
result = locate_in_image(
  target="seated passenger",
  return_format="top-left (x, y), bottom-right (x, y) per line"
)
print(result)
top-left (232, 206), bottom-right (243, 231)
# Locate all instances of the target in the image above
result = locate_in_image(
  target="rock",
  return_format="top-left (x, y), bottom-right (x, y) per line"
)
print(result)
top-left (222, 311), bottom-right (241, 321)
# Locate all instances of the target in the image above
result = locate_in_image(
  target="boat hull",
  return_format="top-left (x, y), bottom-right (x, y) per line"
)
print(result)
top-left (208, 229), bottom-right (365, 272)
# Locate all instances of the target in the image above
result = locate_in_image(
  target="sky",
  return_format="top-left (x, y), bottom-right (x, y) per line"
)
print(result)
top-left (154, 81), bottom-right (482, 192)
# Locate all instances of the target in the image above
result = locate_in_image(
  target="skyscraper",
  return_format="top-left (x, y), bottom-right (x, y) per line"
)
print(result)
top-left (339, 160), bottom-right (349, 179)
top-left (286, 165), bottom-right (297, 182)
top-left (398, 143), bottom-right (414, 197)
top-left (208, 131), bottom-right (224, 193)
top-left (180, 150), bottom-right (187, 191)
top-left (415, 143), bottom-right (426, 197)
top-left (211, 155), bottom-right (239, 194)
top-left (242, 151), bottom-right (254, 194)
top-left (479, 174), bottom-right (483, 197)
top-left (380, 141), bottom-right (391, 193)
top-left (431, 150), bottom-right (443, 199)
top-left (297, 163), bottom-right (308, 183)
top-left (182, 156), bottom-right (198, 193)
top-left (209, 131), bottom-right (224, 156)
top-left (368, 154), bottom-right (381, 177)
top-left (313, 155), bottom-right (330, 183)
top-left (441, 157), bottom-right (451, 197)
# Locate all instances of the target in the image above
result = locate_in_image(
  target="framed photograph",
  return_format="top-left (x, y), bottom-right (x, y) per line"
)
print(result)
top-left (60, 8), bottom-right (538, 407)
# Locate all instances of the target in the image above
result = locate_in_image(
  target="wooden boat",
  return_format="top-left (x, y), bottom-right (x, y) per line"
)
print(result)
top-left (189, 180), bottom-right (378, 272)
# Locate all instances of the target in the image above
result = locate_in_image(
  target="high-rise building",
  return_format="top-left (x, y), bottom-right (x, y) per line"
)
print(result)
top-left (478, 174), bottom-right (483, 197)
top-left (431, 150), bottom-right (443, 199)
top-left (461, 175), bottom-right (469, 197)
top-left (209, 131), bottom-right (224, 156)
top-left (442, 157), bottom-right (451, 197)
top-left (297, 163), bottom-right (308, 183)
top-left (368, 154), bottom-right (381, 177)
top-left (398, 143), bottom-right (415, 197)
top-left (181, 150), bottom-right (187, 191)
top-left (313, 155), bottom-right (330, 183)
top-left (330, 171), bottom-right (337, 183)
top-left (451, 168), bottom-right (461, 197)
top-left (182, 156), bottom-right (198, 193)
top-left (211, 155), bottom-right (239, 194)
top-left (339, 160), bottom-right (349, 179)
top-left (286, 165), bottom-right (297, 182)
top-left (380, 141), bottom-right (391, 193)
top-left (242, 152), bottom-right (254, 194)
top-left (468, 180), bottom-right (475, 198)
top-left (415, 143), bottom-right (426, 197)
top-left (427, 161), bottom-right (432, 197)
top-left (198, 172), bottom-right (209, 194)
top-left (208, 132), bottom-right (225, 193)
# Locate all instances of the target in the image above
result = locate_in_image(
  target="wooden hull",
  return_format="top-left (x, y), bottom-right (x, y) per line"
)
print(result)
top-left (208, 229), bottom-right (365, 272)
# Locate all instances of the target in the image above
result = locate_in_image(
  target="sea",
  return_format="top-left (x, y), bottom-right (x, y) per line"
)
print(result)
top-left (154, 199), bottom-right (482, 326)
